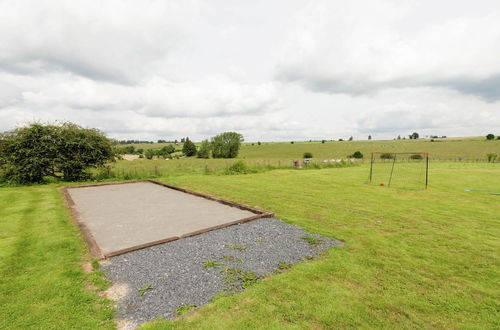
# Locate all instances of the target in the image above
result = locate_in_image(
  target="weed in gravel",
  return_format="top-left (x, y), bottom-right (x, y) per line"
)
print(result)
top-left (301, 235), bottom-right (322, 245)
top-left (202, 260), bottom-right (224, 268)
top-left (222, 255), bottom-right (234, 262)
top-left (239, 271), bottom-right (259, 288)
top-left (236, 258), bottom-right (243, 263)
top-left (175, 304), bottom-right (197, 316)
top-left (138, 284), bottom-right (153, 296)
top-left (278, 261), bottom-right (293, 271)
top-left (220, 267), bottom-right (259, 289)
top-left (301, 255), bottom-right (315, 261)
top-left (225, 244), bottom-right (247, 251)
top-left (255, 238), bottom-right (267, 243)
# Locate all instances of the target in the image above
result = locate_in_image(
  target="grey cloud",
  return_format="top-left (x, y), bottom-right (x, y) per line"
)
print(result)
top-left (436, 75), bottom-right (500, 102)
top-left (277, 69), bottom-right (500, 102)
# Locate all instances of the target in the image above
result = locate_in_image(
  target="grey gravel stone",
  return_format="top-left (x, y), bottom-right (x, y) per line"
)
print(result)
top-left (102, 217), bottom-right (342, 327)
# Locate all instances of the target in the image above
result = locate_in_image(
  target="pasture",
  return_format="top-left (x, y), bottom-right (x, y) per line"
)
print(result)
top-left (127, 137), bottom-right (500, 161)
top-left (1, 159), bottom-right (499, 328)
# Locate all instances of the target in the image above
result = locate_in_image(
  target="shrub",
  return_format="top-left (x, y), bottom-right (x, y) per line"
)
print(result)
top-left (380, 153), bottom-right (394, 159)
top-left (211, 132), bottom-right (243, 158)
top-left (349, 151), bottom-right (363, 159)
top-left (410, 154), bottom-right (423, 160)
top-left (303, 152), bottom-right (313, 158)
top-left (486, 153), bottom-right (497, 163)
top-left (182, 139), bottom-right (197, 156)
top-left (121, 145), bottom-right (135, 154)
top-left (0, 122), bottom-right (115, 183)
top-left (161, 145), bottom-right (175, 155)
top-left (197, 139), bottom-right (211, 158)
top-left (144, 149), bottom-right (155, 159)
top-left (486, 134), bottom-right (495, 140)
top-left (224, 161), bottom-right (256, 175)
top-left (290, 141), bottom-right (294, 144)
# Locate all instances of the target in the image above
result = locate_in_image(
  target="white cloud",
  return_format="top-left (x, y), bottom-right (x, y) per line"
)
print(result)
top-left (275, 0), bottom-right (500, 100)
top-left (0, 0), bottom-right (499, 141)
top-left (0, 0), bottom-right (197, 83)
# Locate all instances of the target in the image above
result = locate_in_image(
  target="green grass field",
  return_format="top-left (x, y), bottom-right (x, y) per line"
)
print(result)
top-left (1, 161), bottom-right (498, 329)
top-left (104, 138), bottom-right (500, 180)
top-left (0, 185), bottom-right (114, 329)
top-left (127, 137), bottom-right (500, 161)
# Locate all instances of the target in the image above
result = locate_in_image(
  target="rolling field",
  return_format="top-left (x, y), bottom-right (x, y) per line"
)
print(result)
top-left (1, 162), bottom-right (499, 328)
top-left (108, 138), bottom-right (500, 180)
top-left (127, 137), bottom-right (500, 161)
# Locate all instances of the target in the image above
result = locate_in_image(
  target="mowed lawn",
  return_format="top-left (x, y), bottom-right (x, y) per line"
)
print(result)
top-left (1, 163), bottom-right (499, 328)
top-left (145, 163), bottom-right (500, 329)
top-left (0, 185), bottom-right (114, 329)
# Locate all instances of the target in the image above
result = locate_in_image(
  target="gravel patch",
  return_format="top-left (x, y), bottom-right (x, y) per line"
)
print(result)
top-left (102, 217), bottom-right (342, 328)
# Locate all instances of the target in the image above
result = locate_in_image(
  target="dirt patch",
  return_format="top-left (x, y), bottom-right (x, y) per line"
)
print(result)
top-left (122, 154), bottom-right (139, 161)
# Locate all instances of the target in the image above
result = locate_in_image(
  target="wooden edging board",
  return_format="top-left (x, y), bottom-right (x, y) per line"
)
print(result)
top-left (61, 180), bottom-right (274, 259)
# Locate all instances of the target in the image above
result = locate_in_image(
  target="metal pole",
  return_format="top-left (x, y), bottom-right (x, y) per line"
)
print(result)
top-left (388, 154), bottom-right (397, 187)
top-left (369, 152), bottom-right (374, 183)
top-left (425, 153), bottom-right (429, 189)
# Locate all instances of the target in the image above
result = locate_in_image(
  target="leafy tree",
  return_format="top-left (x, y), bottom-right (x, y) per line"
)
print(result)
top-left (368, 135), bottom-right (372, 140)
top-left (321, 140), bottom-right (326, 144)
top-left (0, 122), bottom-right (115, 183)
top-left (486, 133), bottom-right (495, 140)
top-left (349, 136), bottom-right (353, 141)
top-left (197, 139), bottom-right (211, 158)
top-left (182, 138), bottom-right (197, 157)
top-left (161, 145), bottom-right (175, 155)
top-left (211, 132), bottom-right (243, 158)
top-left (57, 123), bottom-right (116, 181)
top-left (257, 141), bottom-right (261, 145)
top-left (409, 132), bottom-right (419, 139)
top-left (290, 141), bottom-right (294, 144)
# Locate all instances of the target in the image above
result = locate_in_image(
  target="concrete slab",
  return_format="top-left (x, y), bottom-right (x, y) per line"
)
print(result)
top-left (65, 181), bottom-right (271, 258)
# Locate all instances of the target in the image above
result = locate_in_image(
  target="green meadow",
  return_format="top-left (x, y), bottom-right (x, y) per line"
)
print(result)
top-left (238, 138), bottom-right (500, 160)
top-left (1, 139), bottom-right (499, 329)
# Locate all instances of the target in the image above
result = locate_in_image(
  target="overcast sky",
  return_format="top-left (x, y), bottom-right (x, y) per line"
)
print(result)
top-left (1, 0), bottom-right (499, 141)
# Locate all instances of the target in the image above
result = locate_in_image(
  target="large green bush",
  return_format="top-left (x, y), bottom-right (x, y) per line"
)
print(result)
top-left (211, 132), bottom-right (243, 158)
top-left (349, 151), bottom-right (363, 158)
top-left (182, 139), bottom-right (197, 156)
top-left (0, 122), bottom-right (115, 183)
top-left (197, 139), bottom-right (211, 158)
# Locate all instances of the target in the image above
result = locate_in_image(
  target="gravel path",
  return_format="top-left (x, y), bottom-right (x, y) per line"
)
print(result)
top-left (102, 218), bottom-right (342, 328)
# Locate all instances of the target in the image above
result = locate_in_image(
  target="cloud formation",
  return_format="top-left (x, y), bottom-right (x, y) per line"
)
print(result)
top-left (0, 0), bottom-right (499, 141)
top-left (276, 0), bottom-right (500, 101)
